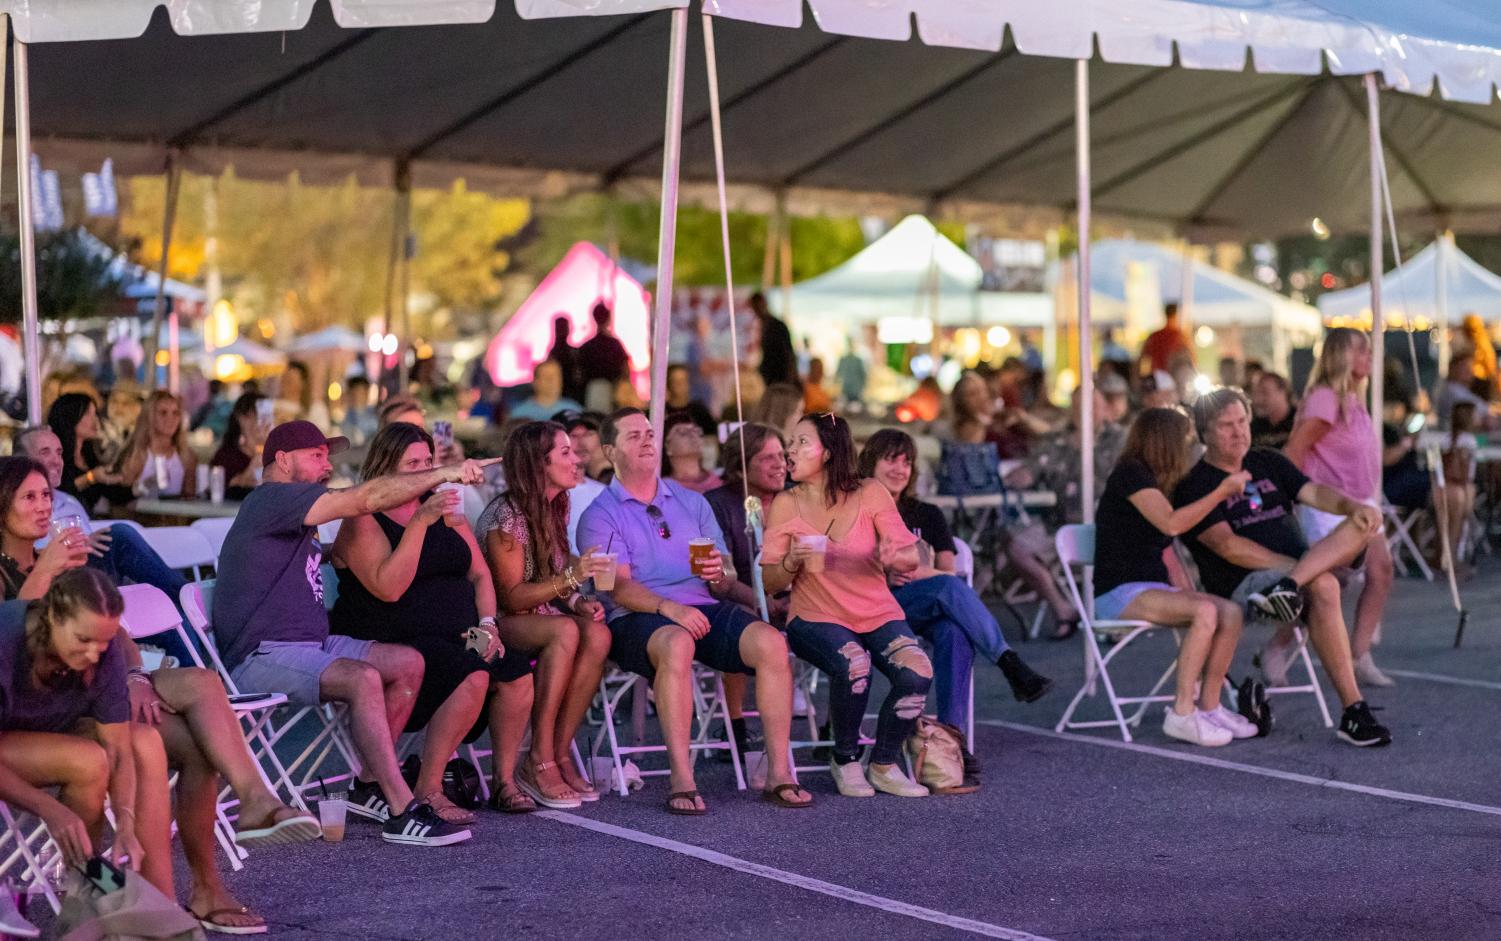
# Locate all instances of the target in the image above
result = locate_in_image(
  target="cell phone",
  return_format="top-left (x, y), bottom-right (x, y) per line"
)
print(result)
top-left (81, 856), bottom-right (126, 894)
top-left (464, 626), bottom-right (490, 657)
top-left (1405, 413), bottom-right (1426, 435)
top-left (255, 399), bottom-right (275, 429)
top-left (433, 420), bottom-right (454, 450)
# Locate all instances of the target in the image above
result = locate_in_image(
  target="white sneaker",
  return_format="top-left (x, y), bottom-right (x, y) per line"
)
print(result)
top-left (1257, 639), bottom-right (1295, 687)
top-left (1354, 652), bottom-right (1396, 688)
top-left (866, 762), bottom-right (928, 798)
top-left (1162, 708), bottom-right (1233, 747)
top-left (1202, 705), bottom-right (1259, 739)
top-left (829, 758), bottom-right (875, 798)
top-left (791, 686), bottom-right (810, 718)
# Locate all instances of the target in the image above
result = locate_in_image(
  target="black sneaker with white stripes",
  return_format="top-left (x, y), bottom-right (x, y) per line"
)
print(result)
top-left (381, 801), bottom-right (472, 847)
top-left (347, 779), bottom-right (391, 823)
top-left (1248, 576), bottom-right (1303, 623)
top-left (1337, 700), bottom-right (1392, 747)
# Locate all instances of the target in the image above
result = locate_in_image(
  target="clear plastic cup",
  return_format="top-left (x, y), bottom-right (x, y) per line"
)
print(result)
top-left (594, 552), bottom-right (618, 591)
top-left (209, 466), bottom-right (226, 504)
top-left (688, 537), bottom-right (716, 576)
top-left (795, 533), bottom-right (828, 573)
top-left (435, 482), bottom-right (465, 528)
top-left (318, 796), bottom-right (347, 842)
top-left (51, 515), bottom-right (85, 543)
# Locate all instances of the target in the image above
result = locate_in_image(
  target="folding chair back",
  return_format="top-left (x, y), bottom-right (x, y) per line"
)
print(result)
top-left (119, 583), bottom-right (205, 669)
top-left (190, 517), bottom-right (236, 561)
top-left (140, 526), bottom-right (217, 579)
top-left (953, 537), bottom-right (975, 587)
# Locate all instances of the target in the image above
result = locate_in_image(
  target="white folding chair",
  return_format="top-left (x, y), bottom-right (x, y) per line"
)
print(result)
top-left (951, 537), bottom-right (978, 745)
top-left (1384, 503), bottom-right (1434, 581)
top-left (138, 526), bottom-right (217, 580)
top-left (118, 584), bottom-right (250, 868)
top-left (1054, 524), bottom-right (1181, 742)
top-left (0, 801), bottom-right (61, 915)
top-left (190, 517), bottom-right (236, 562)
top-left (588, 666), bottom-right (745, 797)
top-left (179, 581), bottom-right (361, 809)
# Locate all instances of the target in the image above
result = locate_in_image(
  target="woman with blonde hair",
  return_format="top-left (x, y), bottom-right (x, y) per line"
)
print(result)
top-left (117, 390), bottom-right (199, 498)
top-left (1284, 327), bottom-right (1394, 687)
top-left (1092, 407), bottom-right (1255, 747)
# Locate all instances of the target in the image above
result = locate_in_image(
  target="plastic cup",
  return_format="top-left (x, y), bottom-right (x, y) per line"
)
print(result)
top-left (795, 533), bottom-right (828, 573)
top-left (318, 796), bottom-right (347, 842)
top-left (209, 466), bottom-right (226, 504)
top-left (593, 552), bottom-right (618, 591)
top-left (195, 464), bottom-right (211, 499)
top-left (51, 515), bottom-right (85, 543)
top-left (688, 538), bottom-right (716, 576)
top-left (435, 482), bottom-right (465, 528)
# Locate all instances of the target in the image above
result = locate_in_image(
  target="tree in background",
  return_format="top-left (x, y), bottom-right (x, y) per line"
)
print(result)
top-left (0, 229), bottom-right (123, 324)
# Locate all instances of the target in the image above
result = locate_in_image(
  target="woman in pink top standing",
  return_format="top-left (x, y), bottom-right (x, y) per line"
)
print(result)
top-left (762, 412), bottom-right (931, 800)
top-left (1285, 327), bottom-right (1394, 687)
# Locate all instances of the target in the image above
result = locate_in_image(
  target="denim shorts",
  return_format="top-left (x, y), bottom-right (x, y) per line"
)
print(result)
top-left (1094, 581), bottom-right (1174, 622)
top-left (230, 635), bottom-right (376, 707)
top-left (607, 602), bottom-right (756, 679)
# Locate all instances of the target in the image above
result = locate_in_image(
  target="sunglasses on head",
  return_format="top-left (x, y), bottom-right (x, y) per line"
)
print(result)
top-left (645, 504), bottom-right (672, 540)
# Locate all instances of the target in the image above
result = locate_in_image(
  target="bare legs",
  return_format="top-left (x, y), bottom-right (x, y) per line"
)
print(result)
top-left (1119, 590), bottom-right (1242, 715)
top-left (737, 623), bottom-right (806, 802)
top-left (319, 652), bottom-right (421, 814)
top-left (412, 670), bottom-right (488, 807)
top-left (486, 676), bottom-right (535, 800)
top-left (1301, 572), bottom-right (1361, 707)
top-left (0, 731), bottom-right (109, 856)
top-left (1351, 534), bottom-right (1393, 660)
top-left (554, 617), bottom-right (611, 794)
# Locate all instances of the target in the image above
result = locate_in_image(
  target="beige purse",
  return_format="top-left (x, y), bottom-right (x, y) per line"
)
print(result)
top-left (903, 717), bottom-right (978, 795)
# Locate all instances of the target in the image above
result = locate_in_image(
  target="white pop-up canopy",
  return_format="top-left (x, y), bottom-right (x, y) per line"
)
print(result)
top-left (1318, 235), bottom-right (1501, 328)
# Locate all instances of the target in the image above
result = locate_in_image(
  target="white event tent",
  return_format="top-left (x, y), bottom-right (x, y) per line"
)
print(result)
top-left (1319, 235), bottom-right (1501, 329)
top-left (8, 0), bottom-right (1501, 519)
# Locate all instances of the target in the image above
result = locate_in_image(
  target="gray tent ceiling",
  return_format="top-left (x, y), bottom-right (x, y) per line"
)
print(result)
top-left (20, 3), bottom-right (1501, 239)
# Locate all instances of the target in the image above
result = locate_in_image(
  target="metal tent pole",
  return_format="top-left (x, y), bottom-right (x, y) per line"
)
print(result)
top-left (648, 8), bottom-right (688, 441)
top-left (143, 151), bottom-right (182, 393)
top-left (1076, 58), bottom-right (1095, 525)
top-left (12, 30), bottom-right (42, 424)
top-left (1364, 74), bottom-right (1384, 459)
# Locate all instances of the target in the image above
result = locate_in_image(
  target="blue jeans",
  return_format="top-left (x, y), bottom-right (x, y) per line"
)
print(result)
top-left (893, 574), bottom-right (1009, 730)
top-left (785, 617), bottom-right (931, 765)
top-left (89, 524), bottom-right (193, 664)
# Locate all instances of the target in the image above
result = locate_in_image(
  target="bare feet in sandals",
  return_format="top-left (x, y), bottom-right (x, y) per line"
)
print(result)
top-left (762, 779), bottom-right (812, 808)
top-left (487, 780), bottom-right (537, 814)
top-left (556, 752), bottom-right (599, 802)
top-left (517, 757), bottom-right (581, 809)
top-left (665, 790), bottom-right (707, 815)
top-left (189, 887), bottom-right (267, 936)
top-left (234, 800), bottom-right (320, 847)
top-left (417, 790), bottom-right (477, 825)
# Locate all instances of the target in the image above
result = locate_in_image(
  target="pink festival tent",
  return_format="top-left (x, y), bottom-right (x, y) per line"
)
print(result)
top-left (484, 241), bottom-right (651, 389)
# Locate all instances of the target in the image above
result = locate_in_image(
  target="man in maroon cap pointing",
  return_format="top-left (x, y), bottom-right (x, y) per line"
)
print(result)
top-left (212, 421), bottom-right (498, 847)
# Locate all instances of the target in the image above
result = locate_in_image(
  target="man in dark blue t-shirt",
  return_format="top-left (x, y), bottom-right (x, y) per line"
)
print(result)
top-left (1173, 389), bottom-right (1391, 748)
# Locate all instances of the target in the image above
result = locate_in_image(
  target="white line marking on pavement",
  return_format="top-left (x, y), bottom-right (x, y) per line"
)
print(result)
top-left (1384, 669), bottom-right (1501, 691)
top-left (982, 720), bottom-right (1501, 819)
top-left (539, 810), bottom-right (1054, 941)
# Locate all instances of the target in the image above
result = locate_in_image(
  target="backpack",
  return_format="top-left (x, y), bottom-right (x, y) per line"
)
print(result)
top-left (936, 441), bottom-right (1002, 497)
top-left (400, 755), bottom-right (483, 810)
top-left (903, 718), bottom-right (978, 795)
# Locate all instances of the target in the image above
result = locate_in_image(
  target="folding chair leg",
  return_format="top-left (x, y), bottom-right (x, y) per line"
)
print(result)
top-left (1297, 632), bottom-right (1334, 728)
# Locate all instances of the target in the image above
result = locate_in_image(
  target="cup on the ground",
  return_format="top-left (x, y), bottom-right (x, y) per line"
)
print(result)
top-left (688, 537), bottom-right (716, 577)
top-left (593, 552), bottom-right (618, 591)
top-left (435, 482), bottom-right (465, 528)
top-left (318, 795), bottom-right (347, 842)
top-left (794, 533), bottom-right (828, 573)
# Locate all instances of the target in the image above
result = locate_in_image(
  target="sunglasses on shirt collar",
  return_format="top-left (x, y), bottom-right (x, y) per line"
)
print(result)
top-left (645, 504), bottom-right (671, 540)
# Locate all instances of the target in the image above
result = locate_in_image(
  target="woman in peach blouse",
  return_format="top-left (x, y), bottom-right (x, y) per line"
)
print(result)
top-left (761, 412), bottom-right (932, 800)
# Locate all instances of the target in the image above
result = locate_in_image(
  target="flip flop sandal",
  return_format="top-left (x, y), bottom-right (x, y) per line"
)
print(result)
top-left (665, 790), bottom-right (707, 816)
top-left (233, 809), bottom-right (322, 848)
top-left (486, 785), bottom-right (538, 814)
top-left (190, 906), bottom-right (269, 936)
top-left (761, 783), bottom-right (813, 809)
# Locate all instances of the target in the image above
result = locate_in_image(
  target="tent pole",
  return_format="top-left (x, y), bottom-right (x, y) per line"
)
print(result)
top-left (1436, 230), bottom-right (1451, 380)
top-left (648, 7), bottom-right (688, 441)
top-left (1178, 238), bottom-right (1194, 368)
top-left (12, 30), bottom-right (43, 425)
top-left (1364, 73), bottom-right (1384, 460)
top-left (143, 151), bottom-right (182, 393)
top-left (1076, 58), bottom-right (1095, 526)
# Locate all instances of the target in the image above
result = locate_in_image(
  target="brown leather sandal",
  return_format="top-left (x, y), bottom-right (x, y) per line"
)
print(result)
top-left (762, 783), bottom-right (813, 809)
top-left (665, 790), bottom-right (707, 816)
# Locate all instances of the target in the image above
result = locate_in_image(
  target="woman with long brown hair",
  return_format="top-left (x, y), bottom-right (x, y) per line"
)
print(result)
top-left (1091, 407), bottom-right (1253, 748)
top-left (477, 421), bottom-right (611, 810)
top-left (330, 422), bottom-right (530, 824)
top-left (117, 390), bottom-right (199, 498)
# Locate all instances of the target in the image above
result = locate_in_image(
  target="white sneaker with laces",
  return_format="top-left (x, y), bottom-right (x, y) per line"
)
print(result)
top-left (1162, 708), bottom-right (1233, 747)
top-left (866, 762), bottom-right (928, 798)
top-left (1203, 705), bottom-right (1259, 739)
top-left (1257, 639), bottom-right (1295, 687)
top-left (829, 758), bottom-right (875, 798)
top-left (1354, 651), bottom-right (1396, 688)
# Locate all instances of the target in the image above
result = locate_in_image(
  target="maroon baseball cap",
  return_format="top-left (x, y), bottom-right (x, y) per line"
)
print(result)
top-left (262, 420), bottom-right (350, 466)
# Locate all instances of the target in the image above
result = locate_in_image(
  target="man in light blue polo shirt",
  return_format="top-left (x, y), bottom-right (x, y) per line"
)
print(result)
top-left (577, 408), bottom-right (810, 814)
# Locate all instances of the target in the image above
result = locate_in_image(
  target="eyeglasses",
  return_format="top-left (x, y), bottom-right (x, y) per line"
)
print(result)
top-left (645, 504), bottom-right (672, 540)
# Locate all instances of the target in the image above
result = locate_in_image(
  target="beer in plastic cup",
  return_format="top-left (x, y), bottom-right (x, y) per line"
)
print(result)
top-left (318, 795), bottom-right (347, 842)
top-left (594, 552), bottom-right (618, 591)
top-left (795, 533), bottom-right (828, 573)
top-left (209, 467), bottom-right (226, 504)
top-left (435, 482), bottom-right (465, 528)
top-left (688, 538), bottom-right (716, 576)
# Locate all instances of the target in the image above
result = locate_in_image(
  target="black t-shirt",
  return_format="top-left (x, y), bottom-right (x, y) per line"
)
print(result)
top-left (1172, 448), bottom-right (1310, 598)
top-left (897, 499), bottom-right (957, 558)
top-left (1093, 459), bottom-right (1172, 594)
top-left (1250, 408), bottom-right (1297, 449)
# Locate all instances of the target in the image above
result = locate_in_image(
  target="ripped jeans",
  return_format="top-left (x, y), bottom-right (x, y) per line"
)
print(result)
top-left (786, 617), bottom-right (932, 765)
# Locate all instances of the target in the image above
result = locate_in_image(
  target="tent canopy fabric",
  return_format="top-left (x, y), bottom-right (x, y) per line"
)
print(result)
top-left (1317, 236), bottom-right (1501, 326)
top-left (484, 241), bottom-right (651, 387)
top-left (288, 325), bottom-right (367, 353)
top-left (13, 2), bottom-right (1501, 239)
top-left (1088, 239), bottom-right (1322, 335)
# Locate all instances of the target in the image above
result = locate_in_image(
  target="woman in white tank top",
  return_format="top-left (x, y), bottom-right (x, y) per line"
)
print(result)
top-left (118, 390), bottom-right (198, 498)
